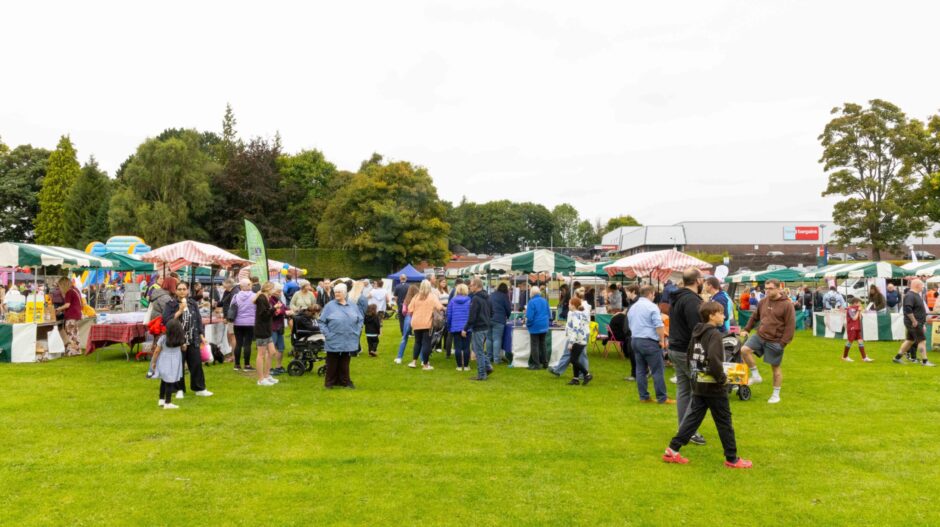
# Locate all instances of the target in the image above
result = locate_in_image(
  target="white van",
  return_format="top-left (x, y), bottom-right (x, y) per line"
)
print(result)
top-left (839, 278), bottom-right (868, 301)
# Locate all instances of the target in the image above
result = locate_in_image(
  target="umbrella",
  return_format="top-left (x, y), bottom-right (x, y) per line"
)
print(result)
top-left (140, 240), bottom-right (252, 270)
top-left (604, 249), bottom-right (712, 281)
top-left (802, 262), bottom-right (911, 279)
top-left (0, 242), bottom-right (115, 268)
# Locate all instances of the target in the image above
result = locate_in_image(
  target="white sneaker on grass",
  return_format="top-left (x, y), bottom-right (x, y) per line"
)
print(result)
top-left (257, 378), bottom-right (274, 386)
top-left (862, 357), bottom-right (875, 363)
top-left (423, 364), bottom-right (434, 371)
top-left (195, 390), bottom-right (213, 396)
top-left (768, 394), bottom-right (781, 404)
top-left (163, 403), bottom-right (180, 409)
top-left (748, 375), bottom-right (763, 386)
top-left (158, 400), bottom-right (165, 407)
top-left (923, 361), bottom-right (936, 367)
top-left (842, 357), bottom-right (854, 362)
top-left (408, 360), bottom-right (417, 368)
top-left (669, 376), bottom-right (677, 384)
top-left (175, 390), bottom-right (184, 399)
top-left (394, 357), bottom-right (402, 364)
top-left (266, 376), bottom-right (279, 384)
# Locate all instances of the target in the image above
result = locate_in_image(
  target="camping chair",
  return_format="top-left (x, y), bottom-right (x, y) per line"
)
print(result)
top-left (603, 324), bottom-right (626, 360)
top-left (589, 322), bottom-right (603, 353)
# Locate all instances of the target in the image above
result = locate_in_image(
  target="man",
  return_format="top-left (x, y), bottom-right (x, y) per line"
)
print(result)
top-left (894, 279), bottom-right (936, 367)
top-left (525, 286), bottom-right (551, 369)
top-left (620, 284), bottom-right (640, 381)
top-left (801, 286), bottom-right (814, 328)
top-left (740, 278), bottom-right (795, 404)
top-left (886, 283), bottom-right (900, 313)
top-left (463, 278), bottom-right (492, 380)
top-left (487, 282), bottom-right (512, 365)
top-left (283, 275), bottom-right (300, 305)
top-left (392, 274), bottom-right (410, 334)
top-left (822, 286), bottom-right (846, 310)
top-left (627, 285), bottom-right (674, 404)
top-left (704, 277), bottom-right (732, 333)
top-left (668, 269), bottom-right (705, 445)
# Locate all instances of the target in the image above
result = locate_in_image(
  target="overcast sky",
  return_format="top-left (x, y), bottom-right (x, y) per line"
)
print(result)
top-left (3, 1), bottom-right (939, 227)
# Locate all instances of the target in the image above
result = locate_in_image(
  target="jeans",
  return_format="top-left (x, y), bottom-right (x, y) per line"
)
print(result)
top-left (486, 322), bottom-right (505, 364)
top-left (272, 329), bottom-right (285, 353)
top-left (413, 328), bottom-right (431, 364)
top-left (233, 325), bottom-right (254, 366)
top-left (633, 338), bottom-right (668, 402)
top-left (669, 395), bottom-right (737, 461)
top-left (668, 349), bottom-right (693, 428)
top-left (570, 343), bottom-right (588, 378)
top-left (397, 315), bottom-right (413, 359)
top-left (552, 338), bottom-right (589, 375)
top-left (472, 330), bottom-right (489, 378)
top-left (452, 332), bottom-right (470, 367)
top-left (529, 332), bottom-right (547, 368)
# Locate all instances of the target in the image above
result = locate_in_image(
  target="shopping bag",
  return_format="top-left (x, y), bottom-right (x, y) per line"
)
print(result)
top-left (48, 326), bottom-right (65, 355)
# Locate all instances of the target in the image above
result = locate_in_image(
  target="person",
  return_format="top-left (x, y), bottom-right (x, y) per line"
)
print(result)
top-left (551, 288), bottom-right (591, 377)
top-left (283, 275), bottom-right (300, 305)
top-left (463, 278), bottom-right (492, 380)
top-left (487, 282), bottom-right (513, 365)
top-left (367, 279), bottom-right (390, 318)
top-left (886, 283), bottom-right (900, 313)
top-left (668, 268), bottom-right (706, 446)
top-left (607, 283), bottom-right (623, 313)
top-left (740, 278), bottom-right (795, 404)
top-left (842, 297), bottom-right (873, 362)
top-left (393, 274), bottom-right (411, 334)
top-left (609, 307), bottom-right (632, 376)
top-left (349, 280), bottom-right (369, 316)
top-left (564, 296), bottom-right (593, 386)
top-left (662, 301), bottom-right (752, 469)
top-left (822, 286), bottom-right (846, 310)
top-left (269, 283), bottom-right (289, 376)
top-left (230, 278), bottom-right (256, 372)
top-left (448, 278), bottom-right (464, 301)
top-left (219, 278), bottom-right (237, 358)
top-left (704, 277), bottom-right (731, 333)
top-left (739, 290), bottom-right (750, 312)
top-left (628, 285), bottom-right (673, 404)
top-left (867, 285), bottom-right (886, 313)
top-left (436, 277), bottom-right (452, 355)
top-left (364, 303), bottom-right (382, 357)
top-left (557, 284), bottom-right (571, 321)
top-left (620, 284), bottom-right (640, 381)
top-left (319, 282), bottom-right (364, 388)
top-left (290, 280), bottom-right (317, 313)
top-left (394, 285), bottom-right (418, 364)
top-left (447, 284), bottom-right (472, 371)
top-left (928, 285), bottom-right (938, 312)
top-left (250, 276), bottom-right (261, 293)
top-left (525, 286), bottom-right (550, 370)
top-left (191, 282), bottom-right (204, 303)
top-left (801, 286), bottom-right (814, 328)
top-left (162, 281), bottom-right (212, 398)
top-left (317, 280), bottom-right (333, 308)
top-left (407, 279), bottom-right (444, 370)
top-left (149, 317), bottom-right (186, 409)
top-left (54, 277), bottom-right (84, 357)
top-left (894, 279), bottom-right (935, 367)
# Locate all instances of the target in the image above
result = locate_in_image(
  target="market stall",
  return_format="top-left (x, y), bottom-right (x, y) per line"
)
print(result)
top-left (604, 249), bottom-right (713, 281)
top-left (509, 326), bottom-right (568, 369)
top-left (725, 268), bottom-right (807, 328)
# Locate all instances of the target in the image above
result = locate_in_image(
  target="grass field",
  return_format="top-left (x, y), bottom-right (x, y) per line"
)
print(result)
top-left (2, 321), bottom-right (940, 526)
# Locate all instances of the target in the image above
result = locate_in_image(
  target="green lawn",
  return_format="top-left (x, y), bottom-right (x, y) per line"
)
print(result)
top-left (2, 321), bottom-right (939, 526)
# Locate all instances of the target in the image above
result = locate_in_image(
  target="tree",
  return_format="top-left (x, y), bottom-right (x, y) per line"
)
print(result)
top-left (603, 215), bottom-right (642, 234)
top-left (65, 157), bottom-right (111, 247)
top-left (0, 144), bottom-right (51, 242)
top-left (904, 113), bottom-right (940, 227)
top-left (819, 100), bottom-right (926, 260)
top-left (576, 219), bottom-right (599, 247)
top-left (35, 136), bottom-right (81, 245)
top-left (515, 202), bottom-right (553, 248)
top-left (277, 149), bottom-right (340, 246)
top-left (551, 203), bottom-right (582, 247)
top-left (318, 160), bottom-right (450, 267)
top-left (219, 103), bottom-right (240, 165)
top-left (109, 130), bottom-right (218, 246)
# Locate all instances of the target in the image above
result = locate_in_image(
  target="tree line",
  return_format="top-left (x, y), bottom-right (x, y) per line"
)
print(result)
top-left (0, 104), bottom-right (641, 267)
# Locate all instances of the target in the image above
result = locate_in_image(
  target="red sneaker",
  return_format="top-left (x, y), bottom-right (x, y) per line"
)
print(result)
top-left (724, 458), bottom-right (753, 469)
top-left (662, 449), bottom-right (689, 464)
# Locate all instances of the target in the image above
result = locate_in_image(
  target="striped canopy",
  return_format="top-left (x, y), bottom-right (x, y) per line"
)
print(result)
top-left (141, 241), bottom-right (252, 271)
top-left (901, 261), bottom-right (940, 276)
top-left (457, 249), bottom-right (576, 275)
top-left (574, 261), bottom-right (612, 277)
top-left (725, 268), bottom-right (805, 284)
top-left (604, 249), bottom-right (712, 281)
top-left (97, 252), bottom-right (155, 272)
top-left (802, 262), bottom-right (911, 279)
top-left (0, 242), bottom-right (115, 268)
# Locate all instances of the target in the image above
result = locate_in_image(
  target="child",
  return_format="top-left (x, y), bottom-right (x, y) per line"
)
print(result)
top-left (844, 297), bottom-right (873, 362)
top-left (149, 318), bottom-right (185, 409)
top-left (364, 304), bottom-right (382, 357)
top-left (564, 296), bottom-right (592, 386)
top-left (662, 301), bottom-right (752, 469)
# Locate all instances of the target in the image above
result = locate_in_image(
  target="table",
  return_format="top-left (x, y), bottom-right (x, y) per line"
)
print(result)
top-left (813, 311), bottom-right (905, 341)
top-left (510, 327), bottom-right (567, 369)
top-left (0, 318), bottom-right (94, 363)
top-left (85, 323), bottom-right (149, 360)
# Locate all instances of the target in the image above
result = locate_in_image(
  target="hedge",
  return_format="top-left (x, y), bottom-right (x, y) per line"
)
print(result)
top-left (231, 248), bottom-right (391, 279)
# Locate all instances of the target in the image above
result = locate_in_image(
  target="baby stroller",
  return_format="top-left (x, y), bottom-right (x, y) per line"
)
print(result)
top-left (723, 334), bottom-right (751, 401)
top-left (288, 315), bottom-right (326, 377)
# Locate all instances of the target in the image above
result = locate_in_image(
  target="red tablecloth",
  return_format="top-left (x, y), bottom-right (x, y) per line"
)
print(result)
top-left (85, 323), bottom-right (149, 354)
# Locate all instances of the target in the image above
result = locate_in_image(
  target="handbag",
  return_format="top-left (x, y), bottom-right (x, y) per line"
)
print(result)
top-left (199, 342), bottom-right (211, 363)
top-left (147, 316), bottom-right (165, 336)
top-left (227, 300), bottom-right (238, 322)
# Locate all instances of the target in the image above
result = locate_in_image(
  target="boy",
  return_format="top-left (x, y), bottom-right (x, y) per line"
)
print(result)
top-left (843, 298), bottom-right (873, 362)
top-left (662, 301), bottom-right (752, 469)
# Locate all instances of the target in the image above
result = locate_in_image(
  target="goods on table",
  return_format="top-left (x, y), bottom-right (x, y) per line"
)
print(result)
top-left (5, 311), bottom-right (25, 323)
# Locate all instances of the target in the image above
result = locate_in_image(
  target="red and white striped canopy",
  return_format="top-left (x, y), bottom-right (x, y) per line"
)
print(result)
top-left (236, 259), bottom-right (303, 280)
top-left (604, 249), bottom-right (713, 281)
top-left (140, 241), bottom-right (252, 271)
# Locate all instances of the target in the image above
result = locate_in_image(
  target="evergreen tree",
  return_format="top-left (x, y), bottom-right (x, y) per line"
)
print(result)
top-left (0, 144), bottom-right (51, 242)
top-left (65, 156), bottom-right (111, 247)
top-left (35, 136), bottom-right (81, 245)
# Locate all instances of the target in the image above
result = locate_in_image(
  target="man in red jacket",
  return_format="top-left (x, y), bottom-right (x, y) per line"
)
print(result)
top-left (740, 279), bottom-right (795, 404)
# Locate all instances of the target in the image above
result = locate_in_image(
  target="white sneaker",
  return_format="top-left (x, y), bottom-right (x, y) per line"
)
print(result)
top-left (175, 390), bottom-right (185, 399)
top-left (669, 376), bottom-right (677, 384)
top-left (257, 378), bottom-right (274, 386)
top-left (748, 375), bottom-right (763, 386)
top-left (394, 357), bottom-right (402, 364)
top-left (423, 364), bottom-right (434, 371)
top-left (266, 376), bottom-right (279, 384)
top-left (195, 390), bottom-right (213, 397)
top-left (842, 357), bottom-right (854, 362)
top-left (768, 394), bottom-right (781, 404)
top-left (408, 361), bottom-right (417, 368)
top-left (862, 357), bottom-right (875, 362)
top-left (163, 403), bottom-right (180, 409)
top-left (158, 400), bottom-right (165, 407)
top-left (456, 367), bottom-right (463, 371)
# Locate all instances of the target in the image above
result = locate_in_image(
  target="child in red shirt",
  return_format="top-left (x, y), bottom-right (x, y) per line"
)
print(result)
top-left (843, 298), bottom-right (873, 362)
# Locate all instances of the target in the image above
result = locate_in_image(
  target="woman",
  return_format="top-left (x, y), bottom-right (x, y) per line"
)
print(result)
top-left (557, 284), bottom-right (571, 321)
top-left (607, 283), bottom-right (623, 313)
top-left (231, 278), bottom-right (257, 371)
top-left (868, 285), bottom-right (887, 313)
top-left (368, 279), bottom-right (390, 317)
top-left (565, 296), bottom-right (592, 385)
top-left (253, 282), bottom-right (278, 386)
top-left (408, 279), bottom-right (444, 370)
top-left (162, 281), bottom-right (212, 397)
top-left (269, 283), bottom-right (289, 376)
top-left (447, 284), bottom-right (472, 371)
top-left (395, 285), bottom-right (419, 364)
top-left (55, 277), bottom-right (83, 357)
top-left (290, 280), bottom-right (317, 313)
top-left (191, 282), bottom-right (204, 303)
top-left (436, 277), bottom-right (452, 356)
top-left (319, 282), bottom-right (364, 389)
top-left (219, 278), bottom-right (237, 356)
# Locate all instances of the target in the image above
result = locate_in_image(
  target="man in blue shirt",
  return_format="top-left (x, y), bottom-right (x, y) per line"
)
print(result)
top-left (283, 276), bottom-right (300, 305)
top-left (627, 285), bottom-right (674, 404)
top-left (704, 277), bottom-right (732, 333)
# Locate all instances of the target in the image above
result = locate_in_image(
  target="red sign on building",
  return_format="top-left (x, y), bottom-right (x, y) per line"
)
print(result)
top-left (795, 226), bottom-right (819, 240)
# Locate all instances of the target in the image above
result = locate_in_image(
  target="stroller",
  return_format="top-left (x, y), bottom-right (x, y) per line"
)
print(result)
top-left (722, 334), bottom-right (752, 401)
top-left (288, 315), bottom-right (326, 377)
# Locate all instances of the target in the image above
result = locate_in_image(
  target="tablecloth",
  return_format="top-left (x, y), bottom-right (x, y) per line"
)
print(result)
top-left (85, 323), bottom-right (149, 354)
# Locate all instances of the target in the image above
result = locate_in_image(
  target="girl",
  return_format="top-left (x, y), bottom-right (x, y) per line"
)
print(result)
top-left (270, 283), bottom-right (289, 375)
top-left (254, 282), bottom-right (279, 386)
top-left (843, 297), bottom-right (873, 362)
top-left (447, 284), bottom-right (472, 371)
top-left (436, 278), bottom-right (452, 355)
top-left (565, 297), bottom-right (592, 385)
top-left (364, 304), bottom-right (382, 357)
top-left (151, 318), bottom-right (185, 409)
top-left (395, 285), bottom-right (419, 364)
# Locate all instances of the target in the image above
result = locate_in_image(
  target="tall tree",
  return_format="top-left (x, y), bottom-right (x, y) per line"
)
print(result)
top-left (576, 219), bottom-right (599, 247)
top-left (219, 103), bottom-right (240, 165)
top-left (35, 136), bottom-right (81, 245)
top-left (0, 144), bottom-right (51, 242)
top-left (904, 113), bottom-right (940, 227)
top-left (109, 130), bottom-right (218, 246)
top-left (603, 215), bottom-right (642, 234)
top-left (318, 160), bottom-right (449, 267)
top-left (65, 157), bottom-right (111, 247)
top-left (819, 100), bottom-right (926, 260)
top-left (551, 203), bottom-right (582, 247)
top-left (277, 149), bottom-right (339, 246)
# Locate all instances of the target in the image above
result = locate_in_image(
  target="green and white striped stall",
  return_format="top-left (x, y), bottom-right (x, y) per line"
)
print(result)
top-left (814, 311), bottom-right (906, 341)
top-left (0, 242), bottom-right (115, 269)
top-left (457, 249), bottom-right (576, 276)
top-left (802, 262), bottom-right (911, 279)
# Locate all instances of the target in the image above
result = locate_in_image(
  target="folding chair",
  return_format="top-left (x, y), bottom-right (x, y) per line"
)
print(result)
top-left (603, 324), bottom-right (626, 360)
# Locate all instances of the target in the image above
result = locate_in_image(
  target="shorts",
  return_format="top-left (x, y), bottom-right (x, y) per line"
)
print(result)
top-left (846, 328), bottom-right (862, 342)
top-left (745, 333), bottom-right (785, 366)
top-left (256, 337), bottom-right (273, 347)
top-left (905, 325), bottom-right (926, 343)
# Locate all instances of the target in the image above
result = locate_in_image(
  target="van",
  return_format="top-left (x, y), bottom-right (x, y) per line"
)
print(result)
top-left (839, 278), bottom-right (868, 301)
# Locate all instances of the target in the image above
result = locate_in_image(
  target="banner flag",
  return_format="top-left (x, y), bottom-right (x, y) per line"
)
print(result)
top-left (244, 220), bottom-right (269, 282)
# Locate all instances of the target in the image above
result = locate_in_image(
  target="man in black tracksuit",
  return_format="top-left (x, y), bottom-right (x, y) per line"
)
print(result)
top-left (463, 278), bottom-right (492, 381)
top-left (663, 302), bottom-right (751, 468)
top-left (668, 268), bottom-right (705, 445)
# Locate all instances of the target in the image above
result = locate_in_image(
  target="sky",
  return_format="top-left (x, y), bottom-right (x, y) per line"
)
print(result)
top-left (2, 1), bottom-right (939, 228)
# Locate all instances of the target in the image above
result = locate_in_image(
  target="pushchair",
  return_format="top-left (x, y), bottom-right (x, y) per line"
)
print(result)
top-left (288, 315), bottom-right (326, 377)
top-left (722, 334), bottom-right (752, 401)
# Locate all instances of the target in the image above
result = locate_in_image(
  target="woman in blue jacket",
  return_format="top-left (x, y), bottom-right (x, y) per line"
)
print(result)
top-left (319, 283), bottom-right (364, 389)
top-left (525, 286), bottom-right (551, 370)
top-left (447, 284), bottom-right (472, 371)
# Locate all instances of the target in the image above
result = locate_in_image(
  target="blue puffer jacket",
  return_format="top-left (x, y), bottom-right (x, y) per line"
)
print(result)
top-left (447, 294), bottom-right (471, 333)
top-left (525, 295), bottom-right (550, 334)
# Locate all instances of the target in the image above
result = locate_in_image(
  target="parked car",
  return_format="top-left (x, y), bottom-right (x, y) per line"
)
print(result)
top-left (914, 250), bottom-right (936, 260)
top-left (830, 252), bottom-right (854, 261)
top-left (766, 251), bottom-right (785, 257)
top-left (849, 252), bottom-right (868, 260)
top-left (766, 264), bottom-right (787, 271)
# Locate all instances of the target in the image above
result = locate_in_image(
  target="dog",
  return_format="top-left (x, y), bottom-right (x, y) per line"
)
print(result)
top-left (208, 343), bottom-right (225, 365)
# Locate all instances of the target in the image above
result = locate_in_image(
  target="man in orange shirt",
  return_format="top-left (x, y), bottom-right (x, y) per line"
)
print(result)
top-left (927, 285), bottom-right (937, 311)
